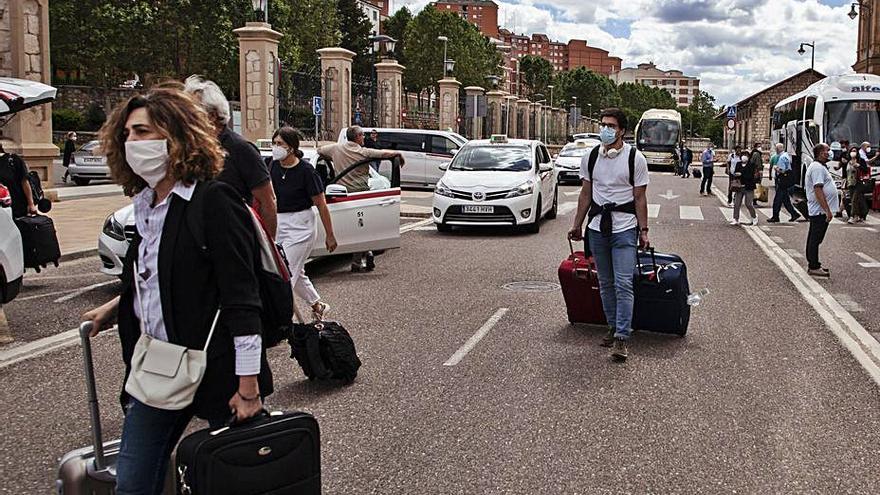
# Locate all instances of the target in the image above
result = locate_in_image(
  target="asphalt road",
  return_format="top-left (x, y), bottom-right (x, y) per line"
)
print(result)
top-left (2, 175), bottom-right (880, 493)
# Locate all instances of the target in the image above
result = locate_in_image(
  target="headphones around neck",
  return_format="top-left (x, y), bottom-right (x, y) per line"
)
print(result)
top-left (599, 145), bottom-right (622, 159)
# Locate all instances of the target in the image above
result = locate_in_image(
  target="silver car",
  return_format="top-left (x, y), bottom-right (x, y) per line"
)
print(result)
top-left (68, 140), bottom-right (111, 186)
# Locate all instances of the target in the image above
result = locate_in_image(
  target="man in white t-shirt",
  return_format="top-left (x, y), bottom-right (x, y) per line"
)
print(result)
top-left (569, 108), bottom-right (650, 362)
top-left (804, 143), bottom-right (839, 278)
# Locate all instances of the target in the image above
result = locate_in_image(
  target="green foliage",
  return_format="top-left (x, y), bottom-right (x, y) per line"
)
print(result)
top-left (680, 91), bottom-right (723, 144)
top-left (403, 9), bottom-right (502, 95)
top-left (519, 55), bottom-right (554, 98)
top-left (616, 82), bottom-right (678, 129)
top-left (84, 103), bottom-right (107, 131)
top-left (555, 67), bottom-right (620, 117)
top-left (382, 7), bottom-right (413, 67)
top-left (52, 109), bottom-right (85, 131)
top-left (337, 0), bottom-right (374, 81)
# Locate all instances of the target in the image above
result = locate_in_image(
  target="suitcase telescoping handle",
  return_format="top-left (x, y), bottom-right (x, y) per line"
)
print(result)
top-left (637, 246), bottom-right (659, 280)
top-left (79, 321), bottom-right (107, 470)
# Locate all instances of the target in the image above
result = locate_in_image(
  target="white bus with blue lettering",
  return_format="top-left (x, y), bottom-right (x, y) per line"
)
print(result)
top-left (772, 74), bottom-right (880, 186)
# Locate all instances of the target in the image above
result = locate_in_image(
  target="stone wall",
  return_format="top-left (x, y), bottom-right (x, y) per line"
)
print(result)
top-left (732, 71), bottom-right (823, 149)
top-left (0, 1), bottom-right (11, 77)
top-left (55, 85), bottom-right (140, 115)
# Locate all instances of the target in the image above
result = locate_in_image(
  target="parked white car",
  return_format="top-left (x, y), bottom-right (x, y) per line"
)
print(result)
top-left (337, 127), bottom-right (467, 188)
top-left (0, 184), bottom-right (23, 303)
top-left (68, 140), bottom-right (111, 186)
top-left (554, 139), bottom-right (599, 184)
top-left (432, 136), bottom-right (558, 233)
top-left (98, 153), bottom-right (402, 276)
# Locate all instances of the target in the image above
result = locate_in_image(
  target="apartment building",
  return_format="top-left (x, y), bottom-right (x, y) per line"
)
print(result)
top-left (434, 0), bottom-right (499, 39)
top-left (610, 62), bottom-right (701, 107)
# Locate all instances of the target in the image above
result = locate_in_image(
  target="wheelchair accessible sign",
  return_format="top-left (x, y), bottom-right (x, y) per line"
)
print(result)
top-left (312, 96), bottom-right (323, 116)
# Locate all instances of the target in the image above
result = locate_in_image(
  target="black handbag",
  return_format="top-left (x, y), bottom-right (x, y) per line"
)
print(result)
top-left (858, 178), bottom-right (876, 195)
top-left (176, 410), bottom-right (321, 495)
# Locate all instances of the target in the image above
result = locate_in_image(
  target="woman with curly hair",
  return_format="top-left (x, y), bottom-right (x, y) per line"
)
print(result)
top-left (82, 85), bottom-right (272, 494)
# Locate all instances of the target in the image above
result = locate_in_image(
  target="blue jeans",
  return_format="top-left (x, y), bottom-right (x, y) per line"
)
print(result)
top-left (116, 399), bottom-right (225, 495)
top-left (588, 228), bottom-right (638, 340)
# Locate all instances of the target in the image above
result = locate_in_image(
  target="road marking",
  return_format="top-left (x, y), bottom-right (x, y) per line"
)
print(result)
top-left (719, 207), bottom-right (735, 222)
top-left (400, 219), bottom-right (433, 233)
top-left (558, 201), bottom-right (578, 216)
top-left (784, 249), bottom-right (804, 259)
top-left (770, 236), bottom-right (785, 243)
top-left (758, 208), bottom-right (774, 218)
top-left (53, 280), bottom-right (118, 303)
top-left (864, 215), bottom-right (880, 226)
top-left (443, 308), bottom-right (508, 366)
top-left (0, 326), bottom-right (116, 370)
top-left (855, 252), bottom-right (880, 268)
top-left (564, 191), bottom-right (580, 197)
top-left (679, 206), bottom-right (703, 220)
top-left (834, 294), bottom-right (865, 313)
top-left (648, 204), bottom-right (660, 218)
top-left (842, 226), bottom-right (878, 232)
top-left (715, 186), bottom-right (880, 388)
top-left (658, 190), bottom-right (680, 200)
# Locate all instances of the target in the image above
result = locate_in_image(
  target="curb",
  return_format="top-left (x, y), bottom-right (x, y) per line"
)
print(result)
top-left (59, 248), bottom-right (98, 263)
top-left (401, 212), bottom-right (432, 219)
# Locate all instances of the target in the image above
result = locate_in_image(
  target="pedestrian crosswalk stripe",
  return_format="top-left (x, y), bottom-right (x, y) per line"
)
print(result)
top-left (719, 207), bottom-right (735, 222)
top-left (679, 206), bottom-right (703, 220)
top-left (648, 204), bottom-right (660, 218)
top-left (864, 215), bottom-right (880, 225)
top-left (784, 249), bottom-right (804, 259)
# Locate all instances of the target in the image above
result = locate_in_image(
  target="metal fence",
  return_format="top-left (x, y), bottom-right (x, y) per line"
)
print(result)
top-left (352, 75), bottom-right (375, 128)
top-left (278, 70), bottom-right (322, 139)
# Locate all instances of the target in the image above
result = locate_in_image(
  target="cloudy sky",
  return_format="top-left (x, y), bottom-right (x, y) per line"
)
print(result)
top-left (391, 0), bottom-right (861, 106)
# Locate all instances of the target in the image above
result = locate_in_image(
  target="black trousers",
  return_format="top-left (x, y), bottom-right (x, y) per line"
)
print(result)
top-left (806, 214), bottom-right (830, 270)
top-left (699, 166), bottom-right (714, 193)
top-left (771, 179), bottom-right (798, 219)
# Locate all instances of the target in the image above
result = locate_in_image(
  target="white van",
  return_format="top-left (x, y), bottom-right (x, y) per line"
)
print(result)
top-left (337, 127), bottom-right (467, 188)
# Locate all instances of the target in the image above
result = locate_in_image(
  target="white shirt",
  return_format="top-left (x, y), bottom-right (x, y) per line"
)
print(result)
top-left (805, 161), bottom-right (840, 217)
top-left (133, 181), bottom-right (261, 376)
top-left (579, 143), bottom-right (649, 233)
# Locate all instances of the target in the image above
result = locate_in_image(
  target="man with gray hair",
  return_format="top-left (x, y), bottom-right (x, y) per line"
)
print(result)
top-left (318, 125), bottom-right (405, 271)
top-left (184, 75), bottom-right (277, 237)
top-left (767, 142), bottom-right (799, 222)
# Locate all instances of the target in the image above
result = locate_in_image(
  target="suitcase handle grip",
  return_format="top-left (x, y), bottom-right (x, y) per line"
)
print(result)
top-left (225, 408), bottom-right (271, 429)
top-left (79, 322), bottom-right (107, 470)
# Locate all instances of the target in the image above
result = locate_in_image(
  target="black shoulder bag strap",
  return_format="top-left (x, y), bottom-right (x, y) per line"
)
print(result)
top-left (628, 147), bottom-right (636, 187)
top-left (587, 146), bottom-right (600, 182)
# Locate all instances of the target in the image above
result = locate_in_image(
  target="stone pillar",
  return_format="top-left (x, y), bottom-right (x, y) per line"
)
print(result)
top-left (234, 22), bottom-right (282, 143)
top-left (517, 100), bottom-right (531, 139)
top-left (464, 86), bottom-right (485, 140)
top-left (0, 0), bottom-right (56, 182)
top-left (375, 61), bottom-right (405, 129)
top-left (486, 90), bottom-right (506, 136)
top-left (317, 47), bottom-right (355, 141)
top-left (437, 77), bottom-right (461, 132)
top-left (504, 95), bottom-right (518, 138)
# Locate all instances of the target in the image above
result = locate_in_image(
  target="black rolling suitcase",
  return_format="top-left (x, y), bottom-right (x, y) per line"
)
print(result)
top-left (632, 248), bottom-right (691, 336)
top-left (56, 322), bottom-right (176, 494)
top-left (176, 410), bottom-right (321, 495)
top-left (15, 214), bottom-right (60, 272)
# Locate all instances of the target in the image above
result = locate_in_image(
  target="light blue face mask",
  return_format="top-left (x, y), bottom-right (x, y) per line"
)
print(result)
top-left (599, 126), bottom-right (617, 145)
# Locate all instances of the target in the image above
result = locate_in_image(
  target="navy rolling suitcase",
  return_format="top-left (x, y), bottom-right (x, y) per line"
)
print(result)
top-left (632, 248), bottom-right (691, 336)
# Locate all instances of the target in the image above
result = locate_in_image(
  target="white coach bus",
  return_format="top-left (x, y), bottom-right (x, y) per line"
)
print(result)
top-left (771, 74), bottom-right (880, 186)
top-left (635, 108), bottom-right (682, 170)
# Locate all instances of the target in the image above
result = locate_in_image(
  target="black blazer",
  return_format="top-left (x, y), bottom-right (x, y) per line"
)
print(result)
top-left (735, 161), bottom-right (757, 190)
top-left (117, 180), bottom-right (273, 420)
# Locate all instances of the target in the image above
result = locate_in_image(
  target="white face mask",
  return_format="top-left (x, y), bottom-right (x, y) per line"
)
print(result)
top-left (271, 145), bottom-right (289, 161)
top-left (741, 155), bottom-right (749, 162)
top-left (125, 140), bottom-right (169, 188)
top-left (851, 151), bottom-right (858, 158)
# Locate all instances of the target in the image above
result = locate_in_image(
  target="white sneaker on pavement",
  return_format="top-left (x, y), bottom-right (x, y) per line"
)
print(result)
top-left (751, 217), bottom-right (759, 226)
top-left (729, 220), bottom-right (739, 226)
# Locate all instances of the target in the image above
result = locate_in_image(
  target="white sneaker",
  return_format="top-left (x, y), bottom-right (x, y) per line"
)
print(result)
top-left (751, 217), bottom-right (759, 226)
top-left (729, 220), bottom-right (739, 226)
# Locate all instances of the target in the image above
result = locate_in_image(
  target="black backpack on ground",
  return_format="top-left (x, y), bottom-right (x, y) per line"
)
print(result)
top-left (289, 321), bottom-right (361, 384)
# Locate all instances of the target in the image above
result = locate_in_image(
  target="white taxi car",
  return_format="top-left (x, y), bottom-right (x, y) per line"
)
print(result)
top-left (554, 139), bottom-right (599, 184)
top-left (0, 184), bottom-right (23, 303)
top-left (432, 136), bottom-right (558, 233)
top-left (97, 150), bottom-right (403, 276)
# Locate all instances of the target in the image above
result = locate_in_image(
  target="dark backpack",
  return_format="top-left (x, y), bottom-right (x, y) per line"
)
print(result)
top-left (186, 181), bottom-right (294, 348)
top-left (289, 321), bottom-right (361, 384)
top-left (586, 145), bottom-right (636, 187)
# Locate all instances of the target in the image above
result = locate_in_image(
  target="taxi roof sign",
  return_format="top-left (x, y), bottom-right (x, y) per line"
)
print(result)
top-left (489, 134), bottom-right (508, 144)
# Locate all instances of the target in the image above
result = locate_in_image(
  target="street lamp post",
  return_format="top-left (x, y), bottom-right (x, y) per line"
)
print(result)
top-left (849, 1), bottom-right (871, 20)
top-left (251, 0), bottom-right (268, 22)
top-left (546, 85), bottom-right (554, 143)
top-left (438, 36), bottom-right (449, 76)
top-left (797, 41), bottom-right (815, 71)
top-left (368, 35), bottom-right (398, 127)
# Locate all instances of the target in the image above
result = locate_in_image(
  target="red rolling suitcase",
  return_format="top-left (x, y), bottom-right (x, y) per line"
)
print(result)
top-left (558, 240), bottom-right (607, 325)
top-left (873, 180), bottom-right (880, 211)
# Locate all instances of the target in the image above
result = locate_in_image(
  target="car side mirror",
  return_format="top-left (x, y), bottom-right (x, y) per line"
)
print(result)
top-left (439, 162), bottom-right (450, 171)
top-left (325, 184), bottom-right (348, 197)
top-left (539, 163), bottom-right (553, 173)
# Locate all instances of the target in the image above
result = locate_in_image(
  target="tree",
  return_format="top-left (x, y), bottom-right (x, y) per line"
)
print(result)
top-left (554, 67), bottom-right (619, 118)
top-left (337, 0), bottom-right (374, 81)
top-left (403, 9), bottom-right (502, 97)
top-left (681, 90), bottom-right (723, 144)
top-left (382, 7), bottom-right (413, 67)
top-left (519, 55), bottom-right (553, 98)
top-left (617, 82), bottom-right (678, 128)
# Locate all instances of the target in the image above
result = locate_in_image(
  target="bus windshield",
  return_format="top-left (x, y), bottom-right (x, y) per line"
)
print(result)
top-left (824, 100), bottom-right (880, 147)
top-left (637, 120), bottom-right (680, 150)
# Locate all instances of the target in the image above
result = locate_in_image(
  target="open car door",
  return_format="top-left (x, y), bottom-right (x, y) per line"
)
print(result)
top-left (309, 156), bottom-right (401, 258)
top-left (0, 77), bottom-right (57, 117)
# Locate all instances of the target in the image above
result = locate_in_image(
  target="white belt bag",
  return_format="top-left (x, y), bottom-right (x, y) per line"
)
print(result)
top-left (125, 262), bottom-right (220, 410)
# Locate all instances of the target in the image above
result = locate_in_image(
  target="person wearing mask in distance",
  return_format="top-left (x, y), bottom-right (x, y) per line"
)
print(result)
top-left (82, 86), bottom-right (271, 494)
top-left (184, 75), bottom-right (278, 238)
top-left (318, 125), bottom-right (405, 272)
top-left (0, 142), bottom-right (38, 218)
top-left (270, 127), bottom-right (336, 321)
top-left (767, 143), bottom-right (800, 222)
top-left (569, 108), bottom-right (650, 363)
top-left (730, 149), bottom-right (758, 226)
top-left (699, 143), bottom-right (715, 196)
top-left (804, 143), bottom-right (839, 278)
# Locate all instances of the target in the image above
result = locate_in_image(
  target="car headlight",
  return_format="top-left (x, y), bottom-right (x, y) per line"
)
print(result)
top-left (506, 181), bottom-right (534, 198)
top-left (435, 181), bottom-right (455, 198)
top-left (102, 214), bottom-right (126, 241)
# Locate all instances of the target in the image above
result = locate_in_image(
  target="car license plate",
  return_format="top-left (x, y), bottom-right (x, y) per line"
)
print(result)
top-left (463, 205), bottom-right (493, 214)
top-left (83, 157), bottom-right (102, 164)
